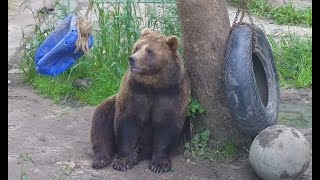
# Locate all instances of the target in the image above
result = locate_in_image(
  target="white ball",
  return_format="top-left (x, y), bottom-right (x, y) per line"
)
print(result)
top-left (249, 125), bottom-right (311, 180)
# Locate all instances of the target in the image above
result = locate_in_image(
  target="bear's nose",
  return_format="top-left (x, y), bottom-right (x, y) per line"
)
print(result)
top-left (128, 56), bottom-right (136, 66)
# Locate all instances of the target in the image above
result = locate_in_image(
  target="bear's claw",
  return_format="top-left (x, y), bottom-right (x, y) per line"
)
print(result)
top-left (112, 157), bottom-right (134, 171)
top-left (92, 154), bottom-right (111, 169)
top-left (148, 157), bottom-right (172, 173)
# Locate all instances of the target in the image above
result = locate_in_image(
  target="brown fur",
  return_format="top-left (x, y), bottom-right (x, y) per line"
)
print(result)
top-left (90, 28), bottom-right (191, 173)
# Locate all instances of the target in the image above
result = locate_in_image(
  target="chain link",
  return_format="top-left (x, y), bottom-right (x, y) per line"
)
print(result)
top-left (231, 0), bottom-right (256, 50)
top-left (232, 6), bottom-right (240, 28)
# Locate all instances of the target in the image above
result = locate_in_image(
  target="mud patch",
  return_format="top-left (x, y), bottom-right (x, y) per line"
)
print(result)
top-left (280, 88), bottom-right (312, 105)
top-left (278, 111), bottom-right (309, 128)
top-left (278, 142), bottom-right (283, 149)
top-left (280, 170), bottom-right (290, 179)
top-left (280, 159), bottom-right (310, 179)
top-left (294, 160), bottom-right (311, 179)
top-left (291, 128), bottom-right (300, 138)
top-left (257, 126), bottom-right (283, 148)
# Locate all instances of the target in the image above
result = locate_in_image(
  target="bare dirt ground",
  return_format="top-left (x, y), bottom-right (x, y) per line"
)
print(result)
top-left (267, 0), bottom-right (312, 9)
top-left (8, 72), bottom-right (312, 180)
top-left (8, 0), bottom-right (312, 179)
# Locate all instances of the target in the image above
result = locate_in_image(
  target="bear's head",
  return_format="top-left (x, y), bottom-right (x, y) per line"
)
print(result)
top-left (128, 28), bottom-right (184, 88)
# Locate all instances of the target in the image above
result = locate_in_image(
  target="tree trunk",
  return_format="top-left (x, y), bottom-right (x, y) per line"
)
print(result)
top-left (176, 0), bottom-right (251, 147)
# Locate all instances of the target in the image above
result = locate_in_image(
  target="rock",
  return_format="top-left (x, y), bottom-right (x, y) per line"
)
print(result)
top-left (249, 125), bottom-right (311, 180)
top-left (72, 78), bottom-right (92, 89)
top-left (8, 69), bottom-right (21, 74)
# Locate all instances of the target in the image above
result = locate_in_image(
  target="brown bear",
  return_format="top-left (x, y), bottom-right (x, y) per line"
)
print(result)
top-left (90, 28), bottom-right (191, 173)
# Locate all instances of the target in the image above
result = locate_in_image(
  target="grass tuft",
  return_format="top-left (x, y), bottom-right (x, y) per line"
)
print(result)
top-left (230, 0), bottom-right (312, 27)
top-left (184, 128), bottom-right (237, 161)
top-left (269, 34), bottom-right (312, 88)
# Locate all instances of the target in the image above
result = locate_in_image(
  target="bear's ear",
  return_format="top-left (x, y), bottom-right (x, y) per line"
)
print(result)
top-left (141, 28), bottom-right (153, 37)
top-left (166, 36), bottom-right (179, 51)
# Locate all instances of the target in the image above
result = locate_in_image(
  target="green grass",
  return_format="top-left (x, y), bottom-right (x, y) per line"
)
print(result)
top-left (270, 3), bottom-right (312, 27)
top-left (188, 97), bottom-right (205, 120)
top-left (230, 0), bottom-right (312, 27)
top-left (19, 0), bottom-right (180, 106)
top-left (184, 128), bottom-right (237, 161)
top-left (269, 34), bottom-right (312, 88)
top-left (186, 98), bottom-right (235, 161)
top-left (19, 0), bottom-right (311, 107)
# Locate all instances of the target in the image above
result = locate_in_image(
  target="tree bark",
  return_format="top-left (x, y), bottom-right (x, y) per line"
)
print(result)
top-left (176, 0), bottom-right (251, 146)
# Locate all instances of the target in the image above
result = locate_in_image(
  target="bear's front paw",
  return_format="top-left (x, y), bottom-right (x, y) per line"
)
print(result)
top-left (112, 157), bottom-right (135, 171)
top-left (148, 157), bottom-right (172, 173)
top-left (92, 154), bottom-right (112, 169)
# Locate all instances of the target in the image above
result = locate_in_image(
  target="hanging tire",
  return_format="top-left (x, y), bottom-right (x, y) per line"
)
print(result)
top-left (224, 25), bottom-right (280, 138)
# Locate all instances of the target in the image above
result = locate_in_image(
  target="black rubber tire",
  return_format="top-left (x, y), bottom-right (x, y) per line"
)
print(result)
top-left (224, 25), bottom-right (280, 138)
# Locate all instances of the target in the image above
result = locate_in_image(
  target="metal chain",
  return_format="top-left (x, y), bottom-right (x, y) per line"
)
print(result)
top-left (231, 5), bottom-right (241, 28)
top-left (231, 0), bottom-right (256, 50)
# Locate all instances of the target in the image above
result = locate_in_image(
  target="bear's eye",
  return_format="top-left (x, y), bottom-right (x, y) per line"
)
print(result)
top-left (134, 46), bottom-right (140, 53)
top-left (146, 48), bottom-right (154, 56)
